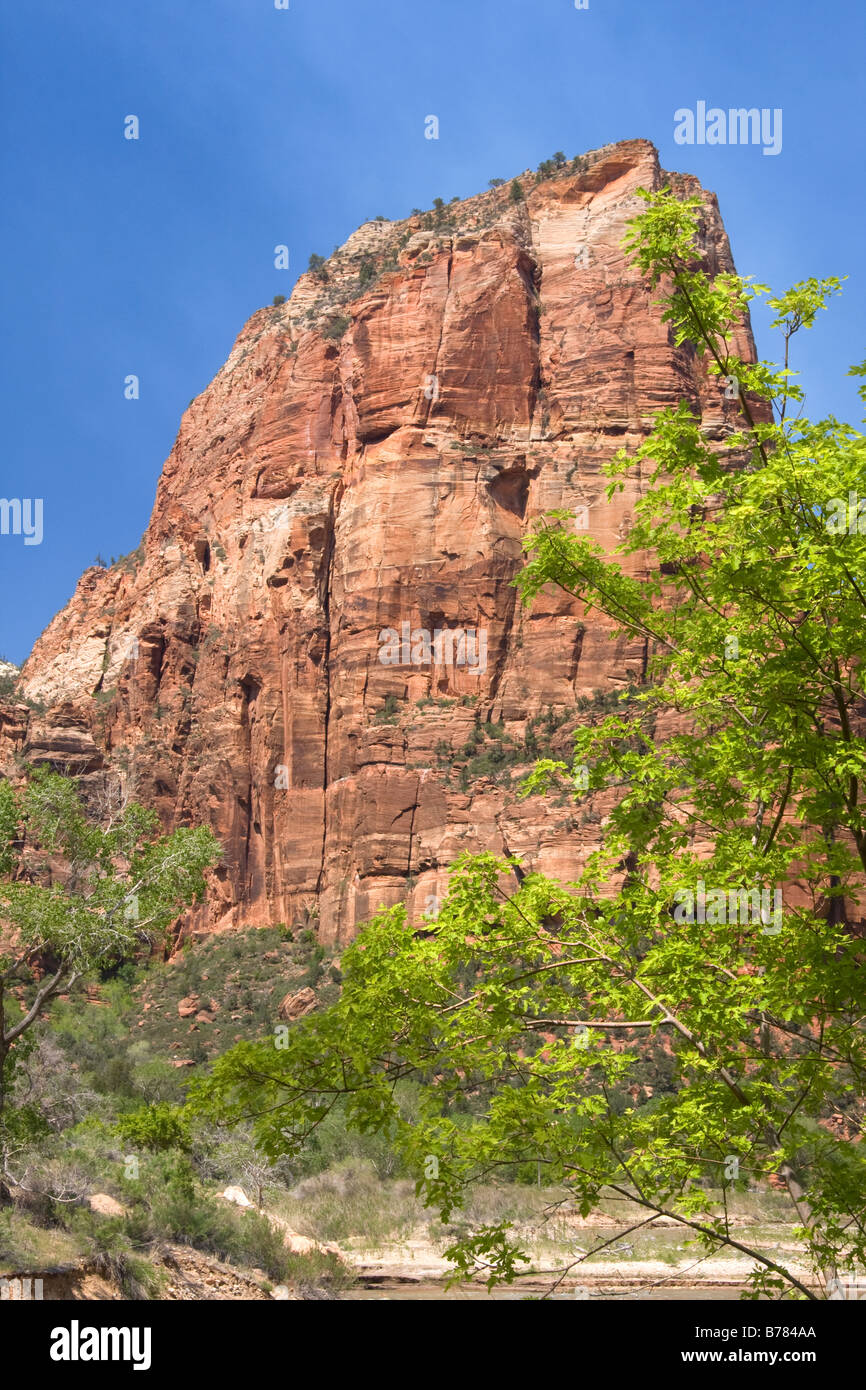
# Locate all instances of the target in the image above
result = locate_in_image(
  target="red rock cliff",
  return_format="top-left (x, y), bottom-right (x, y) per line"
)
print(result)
top-left (6, 140), bottom-right (757, 944)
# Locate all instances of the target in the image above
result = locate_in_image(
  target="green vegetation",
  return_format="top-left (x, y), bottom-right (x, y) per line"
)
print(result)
top-left (322, 315), bottom-right (350, 341)
top-left (0, 1125), bottom-right (344, 1292)
top-left (116, 1102), bottom-right (191, 1153)
top-left (427, 690), bottom-right (632, 790)
top-left (532, 150), bottom-right (588, 184)
top-left (0, 883), bottom-right (345, 1294)
top-left (0, 768), bottom-right (219, 1123)
top-left (110, 543), bottom-right (145, 575)
top-left (372, 693), bottom-right (401, 725)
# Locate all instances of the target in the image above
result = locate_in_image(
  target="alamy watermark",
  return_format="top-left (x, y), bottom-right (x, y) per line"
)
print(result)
top-left (674, 103), bottom-right (782, 156)
top-left (674, 880), bottom-right (782, 934)
top-left (0, 498), bottom-right (43, 546)
top-left (828, 1276), bottom-right (866, 1300)
top-left (1, 1276), bottom-right (43, 1300)
top-left (378, 622), bottom-right (488, 674)
top-left (50, 1322), bottom-right (151, 1371)
top-left (824, 492), bottom-right (866, 534)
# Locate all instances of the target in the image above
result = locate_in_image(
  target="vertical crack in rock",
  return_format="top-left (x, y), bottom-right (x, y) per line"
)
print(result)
top-left (405, 774), bottom-right (421, 882)
top-left (315, 479), bottom-right (343, 897)
top-left (566, 625), bottom-right (586, 687)
top-left (238, 673), bottom-right (263, 901)
top-left (486, 577), bottom-right (519, 714)
top-left (517, 204), bottom-right (543, 439)
top-left (423, 247), bottom-right (455, 429)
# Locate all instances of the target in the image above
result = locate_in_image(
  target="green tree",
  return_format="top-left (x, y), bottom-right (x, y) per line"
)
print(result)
top-left (191, 190), bottom-right (866, 1300)
top-left (0, 769), bottom-right (220, 1130)
top-left (0, 781), bottom-right (18, 875)
top-left (509, 179), bottom-right (525, 204)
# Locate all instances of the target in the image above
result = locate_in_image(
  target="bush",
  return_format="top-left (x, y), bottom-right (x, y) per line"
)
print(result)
top-left (115, 1103), bottom-right (191, 1153)
top-left (92, 1054), bottom-right (137, 1098)
top-left (373, 693), bottom-right (400, 724)
top-left (272, 294), bottom-right (286, 306)
top-left (322, 316), bottom-right (350, 341)
top-left (140, 1156), bottom-right (342, 1287)
top-left (509, 179), bottom-right (525, 204)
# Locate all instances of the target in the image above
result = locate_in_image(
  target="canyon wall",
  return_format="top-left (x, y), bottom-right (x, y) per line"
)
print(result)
top-left (3, 139), bottom-right (756, 944)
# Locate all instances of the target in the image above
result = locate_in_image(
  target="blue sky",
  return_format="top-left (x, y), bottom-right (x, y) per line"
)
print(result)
top-left (1, 0), bottom-right (863, 664)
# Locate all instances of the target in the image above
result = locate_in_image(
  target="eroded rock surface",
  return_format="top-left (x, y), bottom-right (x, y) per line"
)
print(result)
top-left (7, 140), bottom-right (757, 944)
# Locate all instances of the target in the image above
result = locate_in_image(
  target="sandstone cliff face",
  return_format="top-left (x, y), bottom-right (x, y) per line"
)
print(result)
top-left (5, 140), bottom-right (757, 944)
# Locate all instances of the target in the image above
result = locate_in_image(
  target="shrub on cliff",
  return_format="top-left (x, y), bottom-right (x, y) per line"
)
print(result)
top-left (0, 662), bottom-right (18, 700)
top-left (322, 315), bottom-right (350, 341)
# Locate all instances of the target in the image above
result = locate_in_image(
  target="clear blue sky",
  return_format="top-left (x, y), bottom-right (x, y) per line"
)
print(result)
top-left (1, 0), bottom-right (863, 665)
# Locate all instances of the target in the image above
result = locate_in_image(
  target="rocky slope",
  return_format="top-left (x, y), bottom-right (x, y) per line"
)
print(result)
top-left (4, 139), bottom-right (757, 944)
